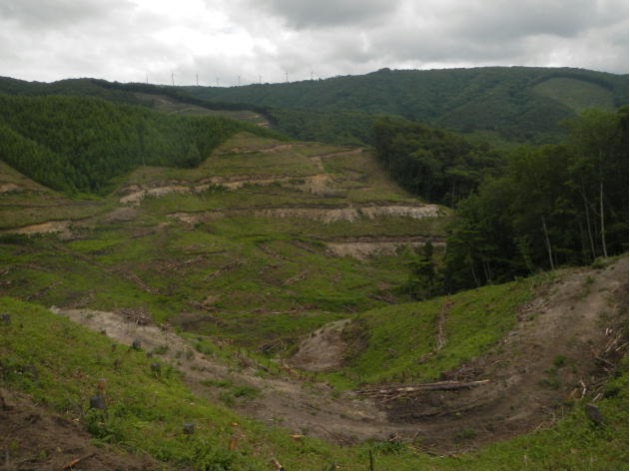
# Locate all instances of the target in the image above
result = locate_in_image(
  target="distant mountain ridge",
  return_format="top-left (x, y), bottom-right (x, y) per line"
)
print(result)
top-left (181, 66), bottom-right (628, 143)
top-left (0, 66), bottom-right (627, 146)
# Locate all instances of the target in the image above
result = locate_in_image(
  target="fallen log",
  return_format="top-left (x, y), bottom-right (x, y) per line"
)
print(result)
top-left (357, 379), bottom-right (490, 396)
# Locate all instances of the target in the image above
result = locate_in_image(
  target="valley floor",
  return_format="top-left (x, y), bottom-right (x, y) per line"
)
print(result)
top-left (46, 256), bottom-right (628, 454)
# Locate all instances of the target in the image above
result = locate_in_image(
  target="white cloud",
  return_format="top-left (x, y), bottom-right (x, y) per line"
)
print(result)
top-left (0, 0), bottom-right (626, 84)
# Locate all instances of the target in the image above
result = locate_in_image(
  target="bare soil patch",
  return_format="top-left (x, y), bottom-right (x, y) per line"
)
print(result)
top-left (9, 221), bottom-right (74, 240)
top-left (118, 173), bottom-right (339, 204)
top-left (325, 236), bottom-right (445, 259)
top-left (0, 388), bottom-right (156, 471)
top-left (367, 257), bottom-right (629, 451)
top-left (168, 203), bottom-right (442, 226)
top-left (0, 183), bottom-right (23, 194)
top-left (288, 320), bottom-right (351, 372)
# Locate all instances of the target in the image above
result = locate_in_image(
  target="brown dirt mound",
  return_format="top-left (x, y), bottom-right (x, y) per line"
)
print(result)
top-left (0, 388), bottom-right (156, 471)
top-left (288, 320), bottom-right (351, 371)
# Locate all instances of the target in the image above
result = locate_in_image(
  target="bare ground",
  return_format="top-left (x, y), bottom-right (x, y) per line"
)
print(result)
top-left (167, 203), bottom-right (442, 226)
top-left (3, 257), bottom-right (626, 466)
top-left (0, 388), bottom-right (157, 471)
top-left (363, 256), bottom-right (629, 452)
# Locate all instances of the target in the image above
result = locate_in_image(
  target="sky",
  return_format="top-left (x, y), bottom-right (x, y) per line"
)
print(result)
top-left (0, 0), bottom-right (627, 86)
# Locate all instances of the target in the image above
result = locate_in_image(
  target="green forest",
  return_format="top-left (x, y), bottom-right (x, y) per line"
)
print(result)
top-left (372, 117), bottom-right (501, 206)
top-left (3, 67), bottom-right (626, 148)
top-left (374, 107), bottom-right (628, 294)
top-left (182, 67), bottom-right (628, 145)
top-left (446, 107), bottom-right (627, 288)
top-left (0, 94), bottom-right (278, 194)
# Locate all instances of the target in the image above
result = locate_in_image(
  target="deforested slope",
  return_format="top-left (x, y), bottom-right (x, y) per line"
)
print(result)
top-left (1, 255), bottom-right (626, 469)
top-left (0, 131), bottom-right (449, 351)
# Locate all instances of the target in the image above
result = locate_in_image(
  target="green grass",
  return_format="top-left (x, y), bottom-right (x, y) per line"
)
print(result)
top-left (325, 279), bottom-right (534, 389)
top-left (1, 292), bottom-right (627, 470)
top-left (533, 77), bottom-right (615, 113)
top-left (0, 297), bottom-right (352, 470)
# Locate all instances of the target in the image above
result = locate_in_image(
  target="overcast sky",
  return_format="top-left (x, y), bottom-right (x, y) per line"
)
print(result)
top-left (0, 0), bottom-right (627, 86)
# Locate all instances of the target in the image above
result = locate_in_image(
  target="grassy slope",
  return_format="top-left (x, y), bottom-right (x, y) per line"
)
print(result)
top-left (1, 130), bottom-right (627, 469)
top-left (1, 284), bottom-right (626, 470)
top-left (0, 133), bottom-right (447, 349)
top-left (326, 280), bottom-right (533, 389)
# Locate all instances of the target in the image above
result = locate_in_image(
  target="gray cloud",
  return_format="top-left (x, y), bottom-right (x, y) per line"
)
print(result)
top-left (0, 0), bottom-right (131, 29)
top-left (441, 0), bottom-right (598, 40)
top-left (0, 0), bottom-right (626, 84)
top-left (244, 0), bottom-right (402, 29)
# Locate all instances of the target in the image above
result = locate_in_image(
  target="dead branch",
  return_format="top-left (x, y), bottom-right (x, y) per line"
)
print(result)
top-left (436, 300), bottom-right (452, 351)
top-left (361, 379), bottom-right (489, 394)
top-left (283, 270), bottom-right (309, 286)
top-left (63, 452), bottom-right (96, 470)
top-left (271, 457), bottom-right (285, 471)
top-left (357, 379), bottom-right (490, 402)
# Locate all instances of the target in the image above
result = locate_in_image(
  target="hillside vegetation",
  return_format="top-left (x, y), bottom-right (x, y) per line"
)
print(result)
top-left (2, 67), bottom-right (627, 148)
top-left (1, 257), bottom-right (627, 469)
top-left (182, 67), bottom-right (628, 144)
top-left (368, 106), bottom-right (628, 293)
top-left (0, 131), bottom-right (447, 348)
top-left (0, 95), bottom-right (280, 194)
top-left (0, 68), bottom-right (628, 470)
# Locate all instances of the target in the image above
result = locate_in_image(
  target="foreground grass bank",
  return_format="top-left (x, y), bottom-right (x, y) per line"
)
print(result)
top-left (1, 281), bottom-right (627, 470)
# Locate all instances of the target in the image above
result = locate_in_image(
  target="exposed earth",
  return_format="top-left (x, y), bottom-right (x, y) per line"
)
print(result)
top-left (2, 257), bottom-right (625, 468)
top-left (0, 388), bottom-right (156, 471)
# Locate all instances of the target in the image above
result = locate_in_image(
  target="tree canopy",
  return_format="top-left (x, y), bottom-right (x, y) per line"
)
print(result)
top-left (372, 117), bottom-right (501, 206)
top-left (443, 107), bottom-right (628, 291)
top-left (0, 94), bottom-right (278, 194)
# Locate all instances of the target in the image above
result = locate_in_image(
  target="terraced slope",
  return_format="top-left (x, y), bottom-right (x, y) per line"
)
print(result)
top-left (0, 132), bottom-right (448, 349)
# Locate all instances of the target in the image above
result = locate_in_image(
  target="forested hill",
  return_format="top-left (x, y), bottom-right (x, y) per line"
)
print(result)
top-left (0, 94), bottom-right (279, 194)
top-left (1, 67), bottom-right (626, 146)
top-left (181, 67), bottom-right (628, 144)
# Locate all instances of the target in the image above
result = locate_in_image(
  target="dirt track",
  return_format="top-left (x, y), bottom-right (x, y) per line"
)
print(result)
top-left (42, 257), bottom-right (628, 453)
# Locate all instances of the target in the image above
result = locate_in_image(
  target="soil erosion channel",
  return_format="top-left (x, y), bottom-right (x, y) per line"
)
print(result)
top-left (53, 257), bottom-right (627, 452)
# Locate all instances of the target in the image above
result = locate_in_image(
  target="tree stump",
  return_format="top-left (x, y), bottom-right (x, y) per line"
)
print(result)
top-left (89, 395), bottom-right (106, 410)
top-left (585, 403), bottom-right (604, 425)
top-left (150, 362), bottom-right (161, 376)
